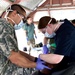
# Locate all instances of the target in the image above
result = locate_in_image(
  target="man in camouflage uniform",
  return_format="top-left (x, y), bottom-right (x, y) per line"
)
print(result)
top-left (0, 4), bottom-right (49, 75)
top-left (0, 18), bottom-right (18, 75)
top-left (0, 4), bottom-right (34, 75)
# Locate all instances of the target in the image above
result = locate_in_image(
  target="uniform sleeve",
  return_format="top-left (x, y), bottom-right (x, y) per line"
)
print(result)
top-left (0, 24), bottom-right (18, 58)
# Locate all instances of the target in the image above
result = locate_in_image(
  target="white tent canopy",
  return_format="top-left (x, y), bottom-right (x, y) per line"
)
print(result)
top-left (0, 0), bottom-right (46, 16)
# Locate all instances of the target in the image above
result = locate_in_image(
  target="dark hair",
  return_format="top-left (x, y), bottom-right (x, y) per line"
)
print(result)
top-left (26, 16), bottom-right (31, 20)
top-left (38, 16), bottom-right (57, 29)
top-left (7, 4), bottom-right (26, 17)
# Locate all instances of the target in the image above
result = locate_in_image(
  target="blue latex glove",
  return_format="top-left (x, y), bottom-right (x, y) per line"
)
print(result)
top-left (37, 57), bottom-right (42, 63)
top-left (35, 35), bottom-right (37, 39)
top-left (36, 61), bottom-right (51, 70)
top-left (36, 54), bottom-right (43, 63)
top-left (43, 45), bottom-right (49, 54)
top-left (26, 37), bottom-right (28, 41)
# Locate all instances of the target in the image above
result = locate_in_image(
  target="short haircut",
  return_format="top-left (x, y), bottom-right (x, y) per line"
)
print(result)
top-left (38, 16), bottom-right (57, 29)
top-left (26, 16), bottom-right (31, 20)
top-left (7, 4), bottom-right (26, 17)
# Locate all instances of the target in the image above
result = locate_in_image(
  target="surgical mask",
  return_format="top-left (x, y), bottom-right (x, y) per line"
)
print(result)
top-left (14, 14), bottom-right (25, 30)
top-left (14, 19), bottom-right (24, 30)
top-left (45, 32), bottom-right (56, 38)
top-left (4, 6), bottom-right (25, 30)
top-left (6, 17), bottom-right (24, 30)
top-left (5, 11), bottom-right (24, 30)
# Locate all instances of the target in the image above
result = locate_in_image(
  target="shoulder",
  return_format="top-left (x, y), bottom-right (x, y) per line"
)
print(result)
top-left (0, 18), bottom-right (10, 26)
top-left (31, 23), bottom-right (35, 28)
top-left (0, 18), bottom-right (9, 29)
top-left (0, 18), bottom-right (14, 33)
top-left (22, 23), bottom-right (28, 30)
top-left (63, 19), bottom-right (73, 27)
top-left (59, 19), bottom-right (75, 32)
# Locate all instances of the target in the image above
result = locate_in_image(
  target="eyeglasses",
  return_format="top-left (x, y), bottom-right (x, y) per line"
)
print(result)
top-left (17, 11), bottom-right (26, 23)
top-left (4, 8), bottom-right (13, 19)
top-left (17, 11), bottom-right (24, 18)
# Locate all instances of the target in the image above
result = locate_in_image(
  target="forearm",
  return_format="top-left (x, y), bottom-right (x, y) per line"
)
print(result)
top-left (39, 54), bottom-right (64, 64)
top-left (43, 37), bottom-right (48, 45)
top-left (19, 50), bottom-right (35, 62)
top-left (9, 51), bottom-right (36, 68)
top-left (17, 56), bottom-right (36, 68)
top-left (34, 30), bottom-right (36, 36)
top-left (25, 30), bottom-right (27, 36)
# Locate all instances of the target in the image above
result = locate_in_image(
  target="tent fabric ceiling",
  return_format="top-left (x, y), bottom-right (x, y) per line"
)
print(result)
top-left (0, 0), bottom-right (45, 16)
top-left (19, 0), bottom-right (43, 10)
top-left (0, 0), bottom-right (75, 16)
top-left (0, 0), bottom-right (10, 15)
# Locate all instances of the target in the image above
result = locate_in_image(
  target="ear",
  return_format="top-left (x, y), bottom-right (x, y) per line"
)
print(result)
top-left (50, 24), bottom-right (53, 28)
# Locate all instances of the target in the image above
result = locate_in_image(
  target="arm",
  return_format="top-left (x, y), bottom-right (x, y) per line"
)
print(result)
top-left (42, 37), bottom-right (50, 54)
top-left (1, 24), bottom-right (49, 70)
top-left (8, 50), bottom-right (36, 68)
top-left (39, 54), bottom-right (64, 64)
top-left (43, 37), bottom-right (48, 45)
top-left (22, 23), bottom-right (27, 37)
top-left (34, 30), bottom-right (36, 36)
top-left (24, 30), bottom-right (27, 37)
top-left (24, 30), bottom-right (28, 40)
top-left (9, 51), bottom-right (50, 70)
top-left (3, 25), bottom-right (36, 68)
top-left (33, 24), bottom-right (37, 38)
top-left (19, 50), bottom-right (35, 62)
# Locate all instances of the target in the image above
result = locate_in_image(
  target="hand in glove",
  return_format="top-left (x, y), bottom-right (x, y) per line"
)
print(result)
top-left (43, 45), bottom-right (49, 54)
top-left (36, 61), bottom-right (51, 70)
top-left (36, 57), bottom-right (42, 62)
top-left (26, 37), bottom-right (28, 41)
top-left (35, 35), bottom-right (37, 39)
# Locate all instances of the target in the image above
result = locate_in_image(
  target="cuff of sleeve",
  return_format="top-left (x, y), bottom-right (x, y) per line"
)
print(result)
top-left (34, 57), bottom-right (38, 62)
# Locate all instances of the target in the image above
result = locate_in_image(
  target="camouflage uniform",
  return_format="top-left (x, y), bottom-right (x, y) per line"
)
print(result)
top-left (0, 18), bottom-right (20, 75)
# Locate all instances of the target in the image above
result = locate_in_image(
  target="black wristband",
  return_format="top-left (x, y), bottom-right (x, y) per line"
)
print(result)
top-left (34, 57), bottom-right (38, 62)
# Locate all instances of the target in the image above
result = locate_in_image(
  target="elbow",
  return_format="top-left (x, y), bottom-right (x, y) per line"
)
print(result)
top-left (54, 59), bottom-right (61, 64)
top-left (54, 55), bottom-right (64, 64)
